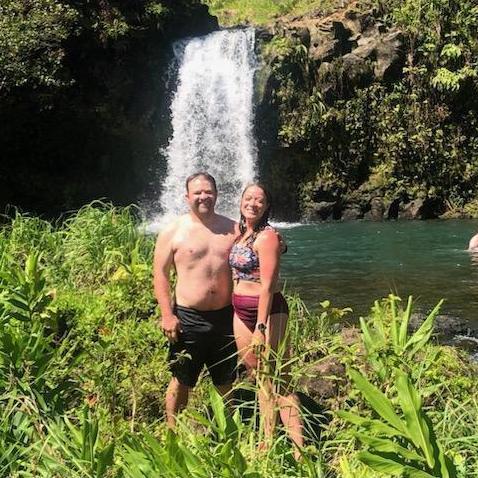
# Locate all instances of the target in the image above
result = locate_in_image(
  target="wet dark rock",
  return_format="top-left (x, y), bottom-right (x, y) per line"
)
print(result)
top-left (299, 356), bottom-right (346, 403)
top-left (341, 53), bottom-right (374, 87)
top-left (409, 312), bottom-right (478, 344)
top-left (297, 392), bottom-right (330, 442)
top-left (341, 204), bottom-right (363, 220)
top-left (374, 31), bottom-right (404, 81)
top-left (306, 201), bottom-right (337, 221)
top-left (398, 197), bottom-right (445, 220)
top-left (291, 27), bottom-right (311, 48)
top-left (399, 199), bottom-right (425, 220)
top-left (364, 196), bottom-right (384, 221)
top-left (254, 6), bottom-right (407, 220)
top-left (268, 10), bottom-right (404, 89)
top-left (255, 27), bottom-right (274, 42)
top-left (452, 335), bottom-right (478, 355)
top-left (386, 198), bottom-right (401, 219)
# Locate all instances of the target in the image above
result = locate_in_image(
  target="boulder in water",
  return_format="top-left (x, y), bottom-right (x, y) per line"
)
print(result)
top-left (341, 203), bottom-right (363, 220)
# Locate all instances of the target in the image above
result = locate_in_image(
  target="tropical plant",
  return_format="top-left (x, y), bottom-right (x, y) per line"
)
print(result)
top-left (339, 368), bottom-right (457, 477)
top-left (359, 295), bottom-right (443, 380)
top-left (0, 252), bottom-right (79, 416)
top-left (36, 409), bottom-right (115, 478)
top-left (122, 387), bottom-right (261, 478)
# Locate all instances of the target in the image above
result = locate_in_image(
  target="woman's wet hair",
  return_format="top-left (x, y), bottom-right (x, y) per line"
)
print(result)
top-left (239, 183), bottom-right (272, 235)
top-left (185, 172), bottom-right (217, 193)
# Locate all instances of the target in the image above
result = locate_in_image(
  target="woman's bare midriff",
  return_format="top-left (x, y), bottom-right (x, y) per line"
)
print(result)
top-left (233, 279), bottom-right (280, 296)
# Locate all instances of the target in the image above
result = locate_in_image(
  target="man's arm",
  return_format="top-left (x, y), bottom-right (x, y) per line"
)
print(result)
top-left (153, 223), bottom-right (181, 343)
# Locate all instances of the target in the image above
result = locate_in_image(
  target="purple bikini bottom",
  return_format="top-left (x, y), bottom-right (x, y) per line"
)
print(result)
top-left (232, 292), bottom-right (289, 332)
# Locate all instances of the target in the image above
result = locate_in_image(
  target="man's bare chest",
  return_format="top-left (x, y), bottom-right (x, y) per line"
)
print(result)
top-left (173, 233), bottom-right (234, 265)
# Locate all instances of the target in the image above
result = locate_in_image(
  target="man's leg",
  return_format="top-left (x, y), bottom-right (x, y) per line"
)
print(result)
top-left (166, 306), bottom-right (203, 428)
top-left (165, 377), bottom-right (191, 428)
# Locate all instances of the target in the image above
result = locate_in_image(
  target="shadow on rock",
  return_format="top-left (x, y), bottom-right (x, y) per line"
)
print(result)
top-left (233, 386), bottom-right (331, 443)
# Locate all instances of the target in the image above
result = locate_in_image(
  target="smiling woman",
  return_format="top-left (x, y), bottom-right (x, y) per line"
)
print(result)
top-left (229, 183), bottom-right (304, 458)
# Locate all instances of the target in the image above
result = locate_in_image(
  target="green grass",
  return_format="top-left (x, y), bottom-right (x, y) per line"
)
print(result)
top-left (204, 0), bottom-right (343, 26)
top-left (0, 203), bottom-right (477, 476)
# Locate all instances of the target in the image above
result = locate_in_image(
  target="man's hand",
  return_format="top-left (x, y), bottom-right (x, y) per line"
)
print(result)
top-left (161, 314), bottom-right (181, 343)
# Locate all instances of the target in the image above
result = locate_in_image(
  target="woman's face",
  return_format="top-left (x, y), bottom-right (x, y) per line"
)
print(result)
top-left (241, 185), bottom-right (268, 224)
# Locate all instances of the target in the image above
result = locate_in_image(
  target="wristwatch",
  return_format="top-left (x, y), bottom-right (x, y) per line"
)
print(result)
top-left (257, 322), bottom-right (266, 334)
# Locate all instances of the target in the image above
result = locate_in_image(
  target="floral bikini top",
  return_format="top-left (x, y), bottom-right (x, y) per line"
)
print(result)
top-left (229, 225), bottom-right (278, 283)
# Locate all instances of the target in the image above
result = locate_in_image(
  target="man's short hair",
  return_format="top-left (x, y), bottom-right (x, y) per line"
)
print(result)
top-left (185, 172), bottom-right (217, 193)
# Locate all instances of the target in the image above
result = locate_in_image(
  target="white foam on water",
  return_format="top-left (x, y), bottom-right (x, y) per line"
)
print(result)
top-left (270, 221), bottom-right (304, 229)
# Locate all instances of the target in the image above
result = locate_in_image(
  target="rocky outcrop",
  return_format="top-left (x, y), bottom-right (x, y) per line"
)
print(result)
top-left (255, 4), bottom-right (407, 220)
top-left (261, 5), bottom-right (405, 96)
top-left (301, 192), bottom-right (446, 222)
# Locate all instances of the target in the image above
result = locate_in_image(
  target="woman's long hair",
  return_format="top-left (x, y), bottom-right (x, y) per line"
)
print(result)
top-left (238, 183), bottom-right (272, 236)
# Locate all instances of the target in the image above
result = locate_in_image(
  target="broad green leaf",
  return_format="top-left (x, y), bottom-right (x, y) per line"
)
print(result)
top-left (359, 317), bottom-right (375, 353)
top-left (354, 432), bottom-right (425, 462)
top-left (435, 448), bottom-right (457, 478)
top-left (395, 370), bottom-right (435, 468)
top-left (372, 300), bottom-right (386, 343)
top-left (337, 411), bottom-right (406, 437)
top-left (358, 451), bottom-right (438, 477)
top-left (406, 300), bottom-right (443, 356)
top-left (358, 450), bottom-right (408, 475)
top-left (97, 442), bottom-right (114, 478)
top-left (209, 386), bottom-right (227, 436)
top-left (349, 369), bottom-right (406, 434)
top-left (178, 443), bottom-right (208, 477)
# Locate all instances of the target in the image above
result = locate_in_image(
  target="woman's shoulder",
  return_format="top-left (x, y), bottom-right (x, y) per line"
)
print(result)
top-left (255, 226), bottom-right (280, 247)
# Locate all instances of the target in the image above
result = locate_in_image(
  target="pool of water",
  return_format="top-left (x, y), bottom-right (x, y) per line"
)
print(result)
top-left (279, 219), bottom-right (478, 327)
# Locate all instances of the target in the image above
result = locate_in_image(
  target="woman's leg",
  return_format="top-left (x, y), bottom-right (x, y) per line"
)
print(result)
top-left (267, 312), bottom-right (304, 456)
top-left (234, 313), bottom-right (275, 442)
top-left (233, 313), bottom-right (256, 372)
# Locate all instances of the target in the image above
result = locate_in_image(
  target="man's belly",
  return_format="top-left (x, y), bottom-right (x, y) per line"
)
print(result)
top-left (175, 276), bottom-right (232, 311)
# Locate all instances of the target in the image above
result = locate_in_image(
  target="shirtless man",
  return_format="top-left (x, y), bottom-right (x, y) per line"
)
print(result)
top-left (153, 172), bottom-right (238, 427)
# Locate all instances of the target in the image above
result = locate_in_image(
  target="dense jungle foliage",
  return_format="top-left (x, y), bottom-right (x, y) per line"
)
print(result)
top-left (247, 0), bottom-right (478, 217)
top-left (0, 0), bottom-right (216, 215)
top-left (2, 0), bottom-right (477, 219)
top-left (1, 204), bottom-right (478, 476)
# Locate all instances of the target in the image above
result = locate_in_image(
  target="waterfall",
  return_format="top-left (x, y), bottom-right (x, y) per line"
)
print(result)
top-left (156, 28), bottom-right (257, 225)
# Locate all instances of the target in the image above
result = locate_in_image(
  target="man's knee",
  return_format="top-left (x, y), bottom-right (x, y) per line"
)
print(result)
top-left (167, 378), bottom-right (191, 400)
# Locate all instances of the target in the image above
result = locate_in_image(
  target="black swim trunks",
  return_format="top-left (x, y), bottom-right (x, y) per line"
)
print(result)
top-left (168, 304), bottom-right (237, 387)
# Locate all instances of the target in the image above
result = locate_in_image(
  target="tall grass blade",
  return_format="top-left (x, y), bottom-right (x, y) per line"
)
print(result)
top-left (399, 296), bottom-right (414, 348)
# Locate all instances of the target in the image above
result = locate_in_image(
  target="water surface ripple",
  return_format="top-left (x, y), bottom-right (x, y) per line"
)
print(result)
top-left (279, 220), bottom-right (478, 327)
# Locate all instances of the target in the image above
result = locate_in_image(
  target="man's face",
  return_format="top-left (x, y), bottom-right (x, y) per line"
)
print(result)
top-left (185, 177), bottom-right (217, 215)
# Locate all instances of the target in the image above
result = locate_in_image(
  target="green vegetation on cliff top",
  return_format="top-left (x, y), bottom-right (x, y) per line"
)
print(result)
top-left (205, 0), bottom-right (342, 25)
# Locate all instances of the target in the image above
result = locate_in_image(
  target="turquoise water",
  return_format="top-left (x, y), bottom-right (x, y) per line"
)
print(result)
top-left (279, 220), bottom-right (478, 327)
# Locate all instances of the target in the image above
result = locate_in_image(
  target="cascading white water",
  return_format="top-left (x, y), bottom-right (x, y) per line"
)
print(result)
top-left (157, 28), bottom-right (257, 224)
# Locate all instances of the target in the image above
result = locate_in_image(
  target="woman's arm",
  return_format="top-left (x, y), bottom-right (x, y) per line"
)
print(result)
top-left (255, 229), bottom-right (281, 331)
